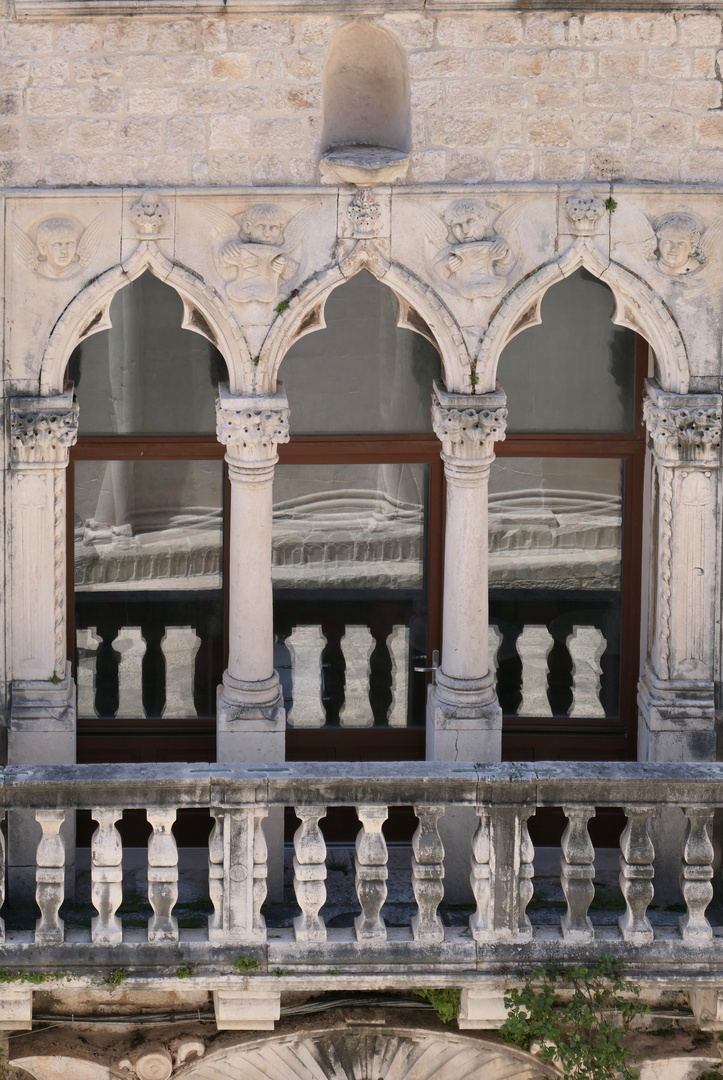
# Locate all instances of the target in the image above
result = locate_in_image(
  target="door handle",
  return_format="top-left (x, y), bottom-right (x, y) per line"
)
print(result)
top-left (414, 649), bottom-right (440, 673)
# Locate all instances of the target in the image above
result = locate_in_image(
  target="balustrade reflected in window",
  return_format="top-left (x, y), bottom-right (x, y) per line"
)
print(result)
top-left (493, 268), bottom-right (643, 745)
top-left (69, 273), bottom-right (227, 751)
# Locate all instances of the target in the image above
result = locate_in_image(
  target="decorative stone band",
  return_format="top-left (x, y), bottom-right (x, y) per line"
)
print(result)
top-left (10, 389), bottom-right (78, 467)
top-left (644, 379), bottom-right (722, 467)
top-left (215, 383), bottom-right (290, 469)
top-left (431, 379), bottom-right (507, 467)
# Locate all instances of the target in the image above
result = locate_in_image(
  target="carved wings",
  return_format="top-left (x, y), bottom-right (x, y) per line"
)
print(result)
top-left (12, 224), bottom-right (40, 273)
top-left (615, 204), bottom-right (723, 266)
top-left (76, 214), bottom-right (104, 267)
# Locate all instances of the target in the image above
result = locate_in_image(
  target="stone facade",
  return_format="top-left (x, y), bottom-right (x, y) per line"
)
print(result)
top-left (4, 0), bottom-right (723, 1075)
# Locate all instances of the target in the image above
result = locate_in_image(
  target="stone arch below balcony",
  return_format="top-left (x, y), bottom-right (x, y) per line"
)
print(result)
top-left (10, 1027), bottom-right (553, 1080)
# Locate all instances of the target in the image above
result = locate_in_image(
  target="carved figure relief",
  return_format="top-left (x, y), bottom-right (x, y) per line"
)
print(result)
top-left (564, 187), bottom-right (605, 235)
top-left (421, 198), bottom-right (524, 299)
top-left (13, 213), bottom-right (104, 280)
top-left (618, 207), bottom-right (723, 278)
top-left (129, 192), bottom-right (169, 236)
top-left (205, 202), bottom-right (317, 305)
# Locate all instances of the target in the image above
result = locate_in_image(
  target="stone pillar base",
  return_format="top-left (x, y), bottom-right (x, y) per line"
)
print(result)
top-left (216, 674), bottom-right (286, 901)
top-left (8, 664), bottom-right (76, 904)
top-left (425, 677), bottom-right (502, 763)
top-left (638, 663), bottom-right (715, 762)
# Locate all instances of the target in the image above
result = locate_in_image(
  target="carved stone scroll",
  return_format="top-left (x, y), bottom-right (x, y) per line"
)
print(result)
top-left (35, 809), bottom-right (66, 944)
top-left (680, 806), bottom-right (714, 943)
top-left (147, 808), bottom-right (179, 942)
top-left (292, 806), bottom-right (327, 943)
top-left (411, 804), bottom-right (445, 943)
top-left (618, 805), bottom-right (655, 945)
top-left (91, 808), bottom-right (123, 944)
top-left (354, 804), bottom-right (389, 942)
top-left (560, 805), bottom-right (596, 943)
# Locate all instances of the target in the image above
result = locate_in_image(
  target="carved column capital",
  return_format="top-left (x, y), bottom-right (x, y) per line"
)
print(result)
top-left (10, 389), bottom-right (78, 467)
top-left (643, 379), bottom-right (722, 468)
top-left (215, 384), bottom-right (290, 477)
top-left (431, 380), bottom-right (507, 471)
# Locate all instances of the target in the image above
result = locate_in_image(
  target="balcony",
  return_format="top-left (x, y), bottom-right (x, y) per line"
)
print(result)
top-left (1, 761), bottom-right (723, 1033)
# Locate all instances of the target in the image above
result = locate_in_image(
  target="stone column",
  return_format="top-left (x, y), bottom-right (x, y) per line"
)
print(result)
top-left (7, 390), bottom-right (78, 901)
top-left (215, 385), bottom-right (289, 901)
top-left (8, 390), bottom-right (78, 762)
top-left (215, 384), bottom-right (290, 761)
top-left (428, 381), bottom-right (507, 903)
top-left (428, 380), bottom-right (507, 763)
top-left (638, 379), bottom-right (722, 906)
top-left (639, 379), bottom-right (722, 764)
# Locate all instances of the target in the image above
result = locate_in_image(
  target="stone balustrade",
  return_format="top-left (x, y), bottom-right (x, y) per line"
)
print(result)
top-left (4, 760), bottom-right (723, 1031)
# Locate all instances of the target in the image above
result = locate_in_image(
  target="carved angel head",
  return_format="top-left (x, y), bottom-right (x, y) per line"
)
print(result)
top-left (237, 203), bottom-right (288, 245)
top-left (653, 212), bottom-right (704, 275)
top-left (442, 199), bottom-right (492, 244)
top-left (36, 216), bottom-right (81, 271)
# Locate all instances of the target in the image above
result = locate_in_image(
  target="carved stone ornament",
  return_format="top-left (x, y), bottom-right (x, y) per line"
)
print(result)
top-left (619, 206), bottom-right (723, 278)
top-left (13, 213), bottom-right (104, 280)
top-left (347, 187), bottom-right (382, 236)
top-left (10, 395), bottom-right (79, 465)
top-left (216, 386), bottom-right (290, 464)
top-left (431, 382), bottom-right (507, 463)
top-left (420, 199), bottom-right (525, 299)
top-left (129, 191), bottom-right (169, 236)
top-left (564, 187), bottom-right (605, 235)
top-left (204, 201), bottom-right (318, 305)
top-left (644, 390), bottom-right (722, 466)
top-left (119, 1040), bottom-right (206, 1080)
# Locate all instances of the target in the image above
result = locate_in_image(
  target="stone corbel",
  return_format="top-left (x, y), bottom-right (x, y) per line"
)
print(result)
top-left (212, 989), bottom-right (281, 1031)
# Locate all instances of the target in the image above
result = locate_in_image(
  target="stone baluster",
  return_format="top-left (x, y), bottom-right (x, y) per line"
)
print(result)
top-left (147, 808), bottom-right (179, 942)
top-left (354, 804), bottom-right (388, 942)
top-left (35, 810), bottom-right (66, 944)
top-left (618, 805), bottom-right (655, 944)
top-left (208, 810), bottom-right (224, 940)
top-left (91, 808), bottom-right (123, 944)
top-left (472, 804), bottom-right (535, 943)
top-left (252, 807), bottom-right (269, 934)
top-left (469, 807), bottom-right (491, 942)
top-left (680, 806), bottom-right (714, 943)
top-left (429, 382), bottom-right (507, 762)
top-left (560, 805), bottom-right (596, 943)
top-left (215, 386), bottom-right (289, 759)
top-left (411, 804), bottom-right (445, 943)
top-left (293, 806), bottom-right (327, 943)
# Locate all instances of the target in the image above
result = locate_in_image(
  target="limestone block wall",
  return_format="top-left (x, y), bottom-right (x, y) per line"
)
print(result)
top-left (2, 9), bottom-right (723, 187)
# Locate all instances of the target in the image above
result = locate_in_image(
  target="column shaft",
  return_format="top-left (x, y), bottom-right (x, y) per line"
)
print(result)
top-left (428, 380), bottom-right (507, 764)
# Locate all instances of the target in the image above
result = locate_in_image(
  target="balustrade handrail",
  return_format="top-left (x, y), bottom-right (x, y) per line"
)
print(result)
top-left (2, 760), bottom-right (723, 808)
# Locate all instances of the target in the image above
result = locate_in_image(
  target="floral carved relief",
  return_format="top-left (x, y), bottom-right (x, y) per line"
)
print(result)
top-left (13, 213), bottom-right (104, 280)
top-left (644, 398), bottom-right (722, 465)
top-left (563, 187), bottom-right (606, 236)
top-left (129, 191), bottom-right (170, 237)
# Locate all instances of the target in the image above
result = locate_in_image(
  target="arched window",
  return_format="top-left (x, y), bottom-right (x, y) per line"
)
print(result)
top-left (491, 268), bottom-right (645, 761)
top-left (274, 270), bottom-right (442, 763)
top-left (67, 272), bottom-right (228, 763)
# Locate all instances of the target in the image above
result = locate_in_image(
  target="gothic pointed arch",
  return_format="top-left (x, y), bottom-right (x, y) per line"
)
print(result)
top-left (40, 243), bottom-right (254, 396)
top-left (477, 238), bottom-right (689, 394)
top-left (259, 247), bottom-right (470, 393)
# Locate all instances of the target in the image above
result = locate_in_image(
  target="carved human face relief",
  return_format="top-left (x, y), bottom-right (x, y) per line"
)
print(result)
top-left (242, 216), bottom-right (285, 245)
top-left (38, 222), bottom-right (78, 269)
top-left (653, 214), bottom-right (703, 276)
